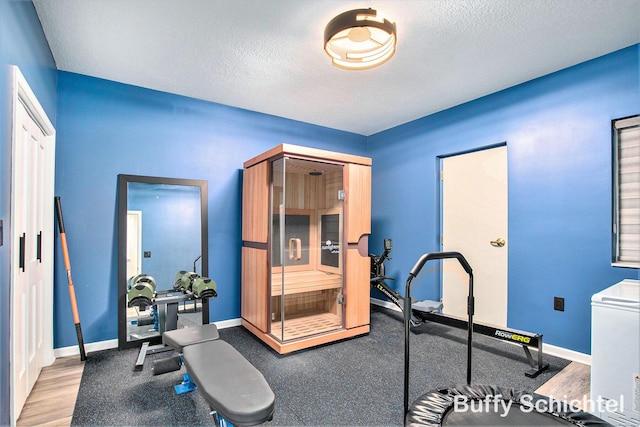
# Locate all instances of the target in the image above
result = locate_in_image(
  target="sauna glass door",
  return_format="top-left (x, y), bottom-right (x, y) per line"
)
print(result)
top-left (270, 157), bottom-right (345, 342)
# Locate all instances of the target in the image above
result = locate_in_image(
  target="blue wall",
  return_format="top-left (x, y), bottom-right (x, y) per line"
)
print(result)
top-left (53, 71), bottom-right (367, 348)
top-left (128, 183), bottom-right (202, 287)
top-left (0, 1), bottom-right (57, 423)
top-left (367, 45), bottom-right (640, 354)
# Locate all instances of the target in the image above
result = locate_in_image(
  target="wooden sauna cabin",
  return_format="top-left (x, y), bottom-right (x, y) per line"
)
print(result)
top-left (241, 144), bottom-right (372, 354)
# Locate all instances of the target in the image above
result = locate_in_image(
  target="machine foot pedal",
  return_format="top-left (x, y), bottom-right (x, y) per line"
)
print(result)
top-left (174, 373), bottom-right (197, 394)
top-left (412, 299), bottom-right (443, 313)
top-left (152, 355), bottom-right (182, 375)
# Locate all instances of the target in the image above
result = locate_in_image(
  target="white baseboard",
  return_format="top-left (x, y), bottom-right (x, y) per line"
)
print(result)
top-left (54, 339), bottom-right (118, 358)
top-left (52, 319), bottom-right (244, 358)
top-left (542, 343), bottom-right (591, 365)
top-left (213, 318), bottom-right (243, 329)
top-left (370, 297), bottom-right (591, 365)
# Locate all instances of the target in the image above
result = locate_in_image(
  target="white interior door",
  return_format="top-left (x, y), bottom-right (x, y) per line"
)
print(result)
top-left (126, 211), bottom-right (142, 280)
top-left (441, 146), bottom-right (508, 327)
top-left (11, 66), bottom-right (55, 423)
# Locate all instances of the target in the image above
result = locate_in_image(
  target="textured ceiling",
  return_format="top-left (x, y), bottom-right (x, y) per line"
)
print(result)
top-left (33, 0), bottom-right (640, 136)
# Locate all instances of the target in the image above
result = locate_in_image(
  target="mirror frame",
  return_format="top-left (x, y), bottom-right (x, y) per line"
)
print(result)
top-left (117, 174), bottom-right (209, 350)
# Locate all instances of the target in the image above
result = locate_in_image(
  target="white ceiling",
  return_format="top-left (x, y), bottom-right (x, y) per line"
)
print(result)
top-left (33, 0), bottom-right (640, 136)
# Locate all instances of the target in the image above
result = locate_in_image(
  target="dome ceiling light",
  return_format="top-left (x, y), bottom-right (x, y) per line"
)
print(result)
top-left (324, 8), bottom-right (397, 70)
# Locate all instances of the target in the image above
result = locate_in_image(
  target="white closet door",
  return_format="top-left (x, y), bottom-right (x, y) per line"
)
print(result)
top-left (13, 99), bottom-right (31, 417)
top-left (13, 98), bottom-right (47, 411)
top-left (11, 66), bottom-right (56, 423)
top-left (26, 108), bottom-right (47, 390)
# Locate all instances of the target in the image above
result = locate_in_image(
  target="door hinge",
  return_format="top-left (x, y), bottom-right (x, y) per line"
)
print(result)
top-left (440, 170), bottom-right (444, 180)
top-left (337, 294), bottom-right (345, 305)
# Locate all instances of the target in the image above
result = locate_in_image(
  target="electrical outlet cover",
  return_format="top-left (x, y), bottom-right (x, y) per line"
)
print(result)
top-left (554, 297), bottom-right (565, 311)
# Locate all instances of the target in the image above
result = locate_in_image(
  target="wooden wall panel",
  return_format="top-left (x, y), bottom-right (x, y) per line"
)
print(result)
top-left (242, 161), bottom-right (269, 243)
top-left (344, 248), bottom-right (371, 329)
top-left (284, 172), bottom-right (318, 210)
top-left (244, 143), bottom-right (371, 169)
top-left (345, 163), bottom-right (371, 243)
top-left (324, 170), bottom-right (343, 210)
top-left (241, 247), bottom-right (268, 332)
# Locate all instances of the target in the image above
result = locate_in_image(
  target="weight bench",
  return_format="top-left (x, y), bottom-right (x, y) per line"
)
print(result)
top-left (162, 322), bottom-right (221, 352)
top-left (162, 324), bottom-right (276, 426)
top-left (184, 340), bottom-right (275, 426)
top-left (152, 323), bottom-right (221, 388)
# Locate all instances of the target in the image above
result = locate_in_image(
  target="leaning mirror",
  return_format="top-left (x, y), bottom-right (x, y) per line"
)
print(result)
top-left (118, 174), bottom-right (209, 350)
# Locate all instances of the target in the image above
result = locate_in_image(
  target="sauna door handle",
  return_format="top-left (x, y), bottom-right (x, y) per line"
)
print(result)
top-left (289, 238), bottom-right (302, 260)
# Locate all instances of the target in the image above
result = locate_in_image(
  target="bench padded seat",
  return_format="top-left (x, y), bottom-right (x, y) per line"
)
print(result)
top-left (162, 323), bottom-right (219, 352)
top-left (183, 340), bottom-right (275, 426)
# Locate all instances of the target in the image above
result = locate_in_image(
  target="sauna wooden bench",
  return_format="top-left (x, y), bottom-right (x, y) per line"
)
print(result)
top-left (271, 270), bottom-right (342, 296)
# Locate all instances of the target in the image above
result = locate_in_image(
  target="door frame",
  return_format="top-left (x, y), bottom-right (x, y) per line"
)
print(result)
top-left (436, 142), bottom-right (507, 306)
top-left (10, 65), bottom-right (56, 424)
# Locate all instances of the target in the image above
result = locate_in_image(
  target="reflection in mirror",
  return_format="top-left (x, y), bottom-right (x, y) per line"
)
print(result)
top-left (127, 182), bottom-right (202, 284)
top-left (118, 175), bottom-right (209, 350)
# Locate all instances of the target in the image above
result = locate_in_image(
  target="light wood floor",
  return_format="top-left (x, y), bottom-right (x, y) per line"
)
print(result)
top-left (535, 361), bottom-right (591, 410)
top-left (16, 356), bottom-right (85, 426)
top-left (16, 355), bottom-right (591, 426)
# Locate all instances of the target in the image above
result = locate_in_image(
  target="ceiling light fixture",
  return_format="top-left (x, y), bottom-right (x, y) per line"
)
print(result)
top-left (324, 8), bottom-right (397, 70)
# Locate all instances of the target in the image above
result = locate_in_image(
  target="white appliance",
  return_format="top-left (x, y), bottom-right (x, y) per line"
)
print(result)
top-left (591, 279), bottom-right (640, 426)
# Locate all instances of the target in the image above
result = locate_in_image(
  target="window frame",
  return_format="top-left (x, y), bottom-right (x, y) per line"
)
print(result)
top-left (612, 114), bottom-right (640, 268)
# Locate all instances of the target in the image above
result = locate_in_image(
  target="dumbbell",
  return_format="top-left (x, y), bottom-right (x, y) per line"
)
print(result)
top-left (127, 274), bottom-right (157, 308)
top-left (173, 270), bottom-right (199, 292)
top-left (191, 276), bottom-right (218, 299)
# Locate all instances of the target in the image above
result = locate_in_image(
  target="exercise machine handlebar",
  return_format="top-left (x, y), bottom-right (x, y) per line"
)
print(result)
top-left (408, 250), bottom-right (473, 278)
top-left (404, 251), bottom-right (474, 417)
top-left (373, 238), bottom-right (393, 269)
top-left (193, 255), bottom-right (201, 274)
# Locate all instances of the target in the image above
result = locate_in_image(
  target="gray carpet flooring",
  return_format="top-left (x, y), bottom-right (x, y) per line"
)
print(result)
top-left (72, 306), bottom-right (570, 426)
